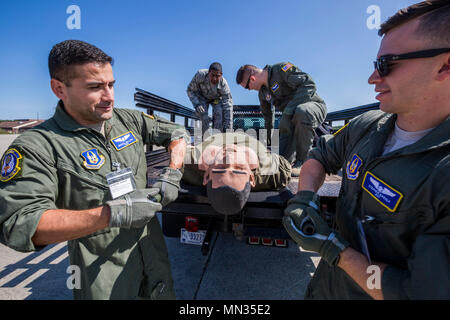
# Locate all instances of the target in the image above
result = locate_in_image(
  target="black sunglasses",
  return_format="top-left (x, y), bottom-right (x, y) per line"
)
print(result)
top-left (374, 48), bottom-right (450, 77)
top-left (245, 73), bottom-right (252, 89)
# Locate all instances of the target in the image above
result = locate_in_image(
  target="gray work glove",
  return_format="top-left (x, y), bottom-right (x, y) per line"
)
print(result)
top-left (195, 105), bottom-right (205, 113)
top-left (152, 167), bottom-right (183, 207)
top-left (282, 191), bottom-right (350, 266)
top-left (107, 188), bottom-right (162, 229)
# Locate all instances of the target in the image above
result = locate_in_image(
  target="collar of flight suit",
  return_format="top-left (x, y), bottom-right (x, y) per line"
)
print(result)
top-left (53, 100), bottom-right (114, 136)
top-left (371, 113), bottom-right (450, 157)
top-left (258, 65), bottom-right (273, 95)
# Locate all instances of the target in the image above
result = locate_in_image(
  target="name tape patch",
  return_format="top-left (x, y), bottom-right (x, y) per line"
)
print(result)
top-left (346, 154), bottom-right (363, 180)
top-left (81, 148), bottom-right (105, 170)
top-left (111, 131), bottom-right (138, 151)
top-left (362, 171), bottom-right (403, 212)
top-left (1, 148), bottom-right (23, 182)
top-left (271, 83), bottom-right (280, 93)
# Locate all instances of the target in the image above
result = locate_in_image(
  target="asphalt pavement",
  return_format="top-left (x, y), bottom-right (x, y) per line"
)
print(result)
top-left (0, 217), bottom-right (320, 300)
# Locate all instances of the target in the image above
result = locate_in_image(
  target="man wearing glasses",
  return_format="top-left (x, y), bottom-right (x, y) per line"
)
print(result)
top-left (187, 62), bottom-right (233, 135)
top-left (283, 0), bottom-right (450, 299)
top-left (236, 62), bottom-right (327, 177)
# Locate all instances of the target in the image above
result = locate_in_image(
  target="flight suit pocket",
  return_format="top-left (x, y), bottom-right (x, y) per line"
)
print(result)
top-left (56, 160), bottom-right (109, 210)
top-left (368, 206), bottom-right (434, 231)
top-left (363, 206), bottom-right (434, 264)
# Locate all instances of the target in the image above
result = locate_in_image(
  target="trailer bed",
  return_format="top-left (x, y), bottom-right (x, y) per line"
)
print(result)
top-left (148, 158), bottom-right (341, 251)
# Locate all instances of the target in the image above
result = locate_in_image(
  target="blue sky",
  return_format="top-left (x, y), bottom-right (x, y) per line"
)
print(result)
top-left (0, 0), bottom-right (417, 120)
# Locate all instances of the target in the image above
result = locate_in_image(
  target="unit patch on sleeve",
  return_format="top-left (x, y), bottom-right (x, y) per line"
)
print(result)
top-left (346, 154), bottom-right (363, 180)
top-left (281, 63), bottom-right (294, 72)
top-left (362, 171), bottom-right (403, 212)
top-left (110, 131), bottom-right (138, 151)
top-left (81, 148), bottom-right (105, 170)
top-left (0, 148), bottom-right (23, 182)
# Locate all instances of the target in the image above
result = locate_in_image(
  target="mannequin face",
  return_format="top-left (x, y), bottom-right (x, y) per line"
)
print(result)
top-left (199, 144), bottom-right (258, 190)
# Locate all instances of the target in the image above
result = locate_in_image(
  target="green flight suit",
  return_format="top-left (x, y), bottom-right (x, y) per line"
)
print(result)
top-left (305, 111), bottom-right (450, 299)
top-left (182, 132), bottom-right (291, 191)
top-left (258, 62), bottom-right (327, 163)
top-left (0, 101), bottom-right (189, 300)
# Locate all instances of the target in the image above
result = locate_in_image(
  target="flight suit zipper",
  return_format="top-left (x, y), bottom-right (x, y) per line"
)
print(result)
top-left (88, 128), bottom-right (119, 172)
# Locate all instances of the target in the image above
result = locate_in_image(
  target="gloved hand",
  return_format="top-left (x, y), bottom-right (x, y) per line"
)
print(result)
top-left (107, 188), bottom-right (162, 229)
top-left (152, 167), bottom-right (183, 207)
top-left (195, 105), bottom-right (205, 113)
top-left (282, 191), bottom-right (349, 266)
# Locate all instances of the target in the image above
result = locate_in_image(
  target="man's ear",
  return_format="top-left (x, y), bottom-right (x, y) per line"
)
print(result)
top-left (50, 78), bottom-right (67, 100)
top-left (202, 168), bottom-right (211, 186)
top-left (249, 172), bottom-right (256, 188)
top-left (436, 53), bottom-right (450, 81)
top-left (199, 145), bottom-right (221, 171)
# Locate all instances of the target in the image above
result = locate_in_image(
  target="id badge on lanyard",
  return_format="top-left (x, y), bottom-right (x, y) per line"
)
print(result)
top-left (105, 163), bottom-right (136, 199)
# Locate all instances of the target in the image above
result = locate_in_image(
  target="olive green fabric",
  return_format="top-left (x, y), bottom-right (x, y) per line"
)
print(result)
top-left (257, 63), bottom-right (327, 163)
top-left (305, 111), bottom-right (450, 299)
top-left (152, 167), bottom-right (183, 206)
top-left (258, 63), bottom-right (325, 119)
top-left (0, 101), bottom-right (189, 300)
top-left (182, 132), bottom-right (291, 191)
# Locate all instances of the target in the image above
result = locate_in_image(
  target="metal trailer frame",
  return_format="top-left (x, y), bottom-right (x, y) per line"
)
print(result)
top-left (137, 88), bottom-right (379, 254)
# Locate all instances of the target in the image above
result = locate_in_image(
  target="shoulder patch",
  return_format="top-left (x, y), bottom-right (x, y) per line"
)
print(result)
top-left (1, 148), bottom-right (23, 182)
top-left (346, 154), bottom-right (363, 180)
top-left (281, 63), bottom-right (294, 72)
top-left (81, 148), bottom-right (105, 170)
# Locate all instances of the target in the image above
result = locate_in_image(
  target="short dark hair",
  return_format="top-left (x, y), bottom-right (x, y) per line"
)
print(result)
top-left (48, 40), bottom-right (113, 85)
top-left (235, 64), bottom-right (257, 85)
top-left (379, 1), bottom-right (450, 45)
top-left (209, 62), bottom-right (222, 73)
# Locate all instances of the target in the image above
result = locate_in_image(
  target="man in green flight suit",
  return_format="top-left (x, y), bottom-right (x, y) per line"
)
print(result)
top-left (283, 0), bottom-right (450, 299)
top-left (182, 132), bottom-right (292, 215)
top-left (236, 62), bottom-right (327, 177)
top-left (0, 40), bottom-right (190, 299)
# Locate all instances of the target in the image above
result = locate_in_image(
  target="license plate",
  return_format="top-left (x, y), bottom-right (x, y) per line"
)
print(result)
top-left (180, 228), bottom-right (206, 245)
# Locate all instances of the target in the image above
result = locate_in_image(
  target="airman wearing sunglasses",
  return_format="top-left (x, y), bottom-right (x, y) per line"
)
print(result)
top-left (283, 0), bottom-right (450, 299)
top-left (236, 62), bottom-right (327, 178)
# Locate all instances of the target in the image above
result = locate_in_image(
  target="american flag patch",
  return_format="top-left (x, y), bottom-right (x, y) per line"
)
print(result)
top-left (281, 63), bottom-right (294, 72)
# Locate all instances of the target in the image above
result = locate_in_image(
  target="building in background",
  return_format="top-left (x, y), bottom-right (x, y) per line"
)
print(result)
top-left (0, 120), bottom-right (45, 134)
